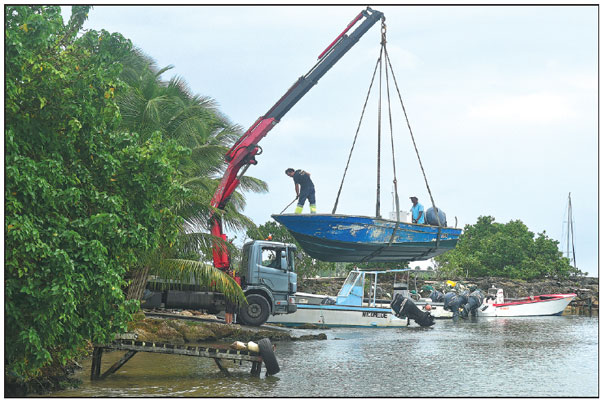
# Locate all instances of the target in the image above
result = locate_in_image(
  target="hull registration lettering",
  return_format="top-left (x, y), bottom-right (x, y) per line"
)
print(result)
top-left (362, 311), bottom-right (387, 318)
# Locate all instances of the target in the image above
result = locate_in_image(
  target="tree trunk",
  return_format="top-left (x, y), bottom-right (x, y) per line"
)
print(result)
top-left (126, 265), bottom-right (150, 300)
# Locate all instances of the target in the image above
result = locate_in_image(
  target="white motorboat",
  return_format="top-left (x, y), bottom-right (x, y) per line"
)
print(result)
top-left (268, 268), bottom-right (438, 328)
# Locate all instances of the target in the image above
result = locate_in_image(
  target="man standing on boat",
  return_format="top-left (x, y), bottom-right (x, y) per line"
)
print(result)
top-left (285, 168), bottom-right (316, 214)
top-left (410, 196), bottom-right (424, 224)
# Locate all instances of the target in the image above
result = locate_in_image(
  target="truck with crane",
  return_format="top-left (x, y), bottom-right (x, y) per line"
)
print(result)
top-left (143, 7), bottom-right (385, 326)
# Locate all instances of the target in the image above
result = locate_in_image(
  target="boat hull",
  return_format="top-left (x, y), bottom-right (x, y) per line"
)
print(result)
top-left (268, 304), bottom-right (408, 328)
top-left (477, 294), bottom-right (576, 317)
top-left (271, 214), bottom-right (461, 262)
top-left (294, 292), bottom-right (453, 319)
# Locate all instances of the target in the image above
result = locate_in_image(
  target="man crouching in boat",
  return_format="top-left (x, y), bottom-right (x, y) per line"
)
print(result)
top-left (285, 168), bottom-right (316, 214)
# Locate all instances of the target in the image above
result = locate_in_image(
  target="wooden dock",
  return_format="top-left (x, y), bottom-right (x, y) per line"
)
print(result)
top-left (91, 339), bottom-right (269, 380)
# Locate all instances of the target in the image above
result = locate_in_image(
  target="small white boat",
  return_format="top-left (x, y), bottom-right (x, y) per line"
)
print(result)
top-left (477, 288), bottom-right (576, 317)
top-left (268, 268), bottom-right (438, 328)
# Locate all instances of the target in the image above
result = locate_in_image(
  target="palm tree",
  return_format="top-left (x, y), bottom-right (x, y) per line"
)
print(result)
top-left (117, 48), bottom-right (268, 303)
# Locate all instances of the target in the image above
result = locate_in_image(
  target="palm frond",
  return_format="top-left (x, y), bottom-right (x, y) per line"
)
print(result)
top-left (153, 258), bottom-right (247, 306)
top-left (155, 64), bottom-right (175, 80)
top-left (237, 175), bottom-right (269, 194)
top-left (142, 95), bottom-right (171, 129)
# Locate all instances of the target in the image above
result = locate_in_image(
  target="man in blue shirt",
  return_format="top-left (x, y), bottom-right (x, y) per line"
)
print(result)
top-left (410, 196), bottom-right (425, 224)
top-left (285, 168), bottom-right (316, 214)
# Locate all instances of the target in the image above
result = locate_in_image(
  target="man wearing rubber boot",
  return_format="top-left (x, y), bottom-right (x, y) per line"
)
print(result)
top-left (285, 168), bottom-right (316, 214)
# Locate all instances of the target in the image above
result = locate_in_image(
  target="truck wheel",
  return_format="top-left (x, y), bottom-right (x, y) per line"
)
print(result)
top-left (239, 294), bottom-right (270, 326)
top-left (258, 338), bottom-right (280, 375)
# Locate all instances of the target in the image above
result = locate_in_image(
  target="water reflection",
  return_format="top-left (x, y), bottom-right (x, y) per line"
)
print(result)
top-left (54, 316), bottom-right (598, 397)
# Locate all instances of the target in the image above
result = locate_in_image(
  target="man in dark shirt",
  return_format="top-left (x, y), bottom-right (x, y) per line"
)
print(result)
top-left (285, 168), bottom-right (316, 214)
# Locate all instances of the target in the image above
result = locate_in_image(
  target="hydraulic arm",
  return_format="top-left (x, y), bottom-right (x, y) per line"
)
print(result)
top-left (211, 7), bottom-right (385, 271)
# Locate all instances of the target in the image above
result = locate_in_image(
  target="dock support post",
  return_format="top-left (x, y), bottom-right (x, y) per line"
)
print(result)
top-left (213, 358), bottom-right (230, 376)
top-left (250, 361), bottom-right (262, 376)
top-left (90, 347), bottom-right (104, 381)
top-left (100, 350), bottom-right (137, 380)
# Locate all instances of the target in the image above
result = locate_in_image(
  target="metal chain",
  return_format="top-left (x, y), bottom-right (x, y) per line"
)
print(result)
top-left (381, 25), bottom-right (403, 246)
top-left (375, 28), bottom-right (384, 218)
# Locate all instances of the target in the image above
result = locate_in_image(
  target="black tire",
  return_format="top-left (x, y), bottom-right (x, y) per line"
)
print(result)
top-left (258, 338), bottom-right (280, 375)
top-left (238, 294), bottom-right (270, 326)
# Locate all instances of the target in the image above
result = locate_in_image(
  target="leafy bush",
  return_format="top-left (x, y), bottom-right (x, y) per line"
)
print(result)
top-left (5, 6), bottom-right (186, 380)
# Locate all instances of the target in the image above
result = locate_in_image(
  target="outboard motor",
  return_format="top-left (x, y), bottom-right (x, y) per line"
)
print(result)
top-left (444, 291), bottom-right (469, 318)
top-left (460, 289), bottom-right (484, 318)
top-left (391, 293), bottom-right (435, 327)
top-left (443, 292), bottom-right (457, 309)
top-left (429, 289), bottom-right (445, 303)
top-left (425, 207), bottom-right (447, 227)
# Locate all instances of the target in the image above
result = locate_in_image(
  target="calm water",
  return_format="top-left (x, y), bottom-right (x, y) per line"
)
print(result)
top-left (54, 316), bottom-right (597, 397)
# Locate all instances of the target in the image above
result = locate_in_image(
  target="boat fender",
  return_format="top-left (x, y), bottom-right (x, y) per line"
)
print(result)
top-left (258, 338), bottom-right (280, 375)
top-left (231, 341), bottom-right (248, 351)
top-left (247, 341), bottom-right (259, 353)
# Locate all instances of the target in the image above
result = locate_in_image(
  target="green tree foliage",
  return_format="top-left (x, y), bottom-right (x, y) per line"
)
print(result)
top-left (4, 6), bottom-right (187, 380)
top-left (434, 216), bottom-right (582, 280)
top-left (117, 49), bottom-right (267, 251)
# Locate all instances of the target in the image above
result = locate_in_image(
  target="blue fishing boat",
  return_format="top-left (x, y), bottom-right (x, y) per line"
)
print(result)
top-left (271, 214), bottom-right (461, 263)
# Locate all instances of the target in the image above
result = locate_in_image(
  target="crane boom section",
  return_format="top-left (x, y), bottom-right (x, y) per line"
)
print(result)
top-left (224, 8), bottom-right (384, 165)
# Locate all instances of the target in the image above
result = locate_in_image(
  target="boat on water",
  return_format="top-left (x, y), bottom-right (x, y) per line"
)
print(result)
top-left (271, 213), bottom-right (462, 263)
top-left (477, 287), bottom-right (576, 317)
top-left (267, 268), bottom-right (441, 328)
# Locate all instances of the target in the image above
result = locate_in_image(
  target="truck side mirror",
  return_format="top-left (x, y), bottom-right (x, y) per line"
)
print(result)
top-left (281, 251), bottom-right (287, 258)
top-left (280, 257), bottom-right (288, 271)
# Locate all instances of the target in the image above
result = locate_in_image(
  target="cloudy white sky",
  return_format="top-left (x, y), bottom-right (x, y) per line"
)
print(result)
top-left (64, 4), bottom-right (598, 276)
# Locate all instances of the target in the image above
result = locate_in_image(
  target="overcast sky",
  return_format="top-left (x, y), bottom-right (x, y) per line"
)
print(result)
top-left (64, 5), bottom-right (598, 276)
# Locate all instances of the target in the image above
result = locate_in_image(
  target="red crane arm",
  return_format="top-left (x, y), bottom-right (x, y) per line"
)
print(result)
top-left (210, 117), bottom-right (276, 270)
